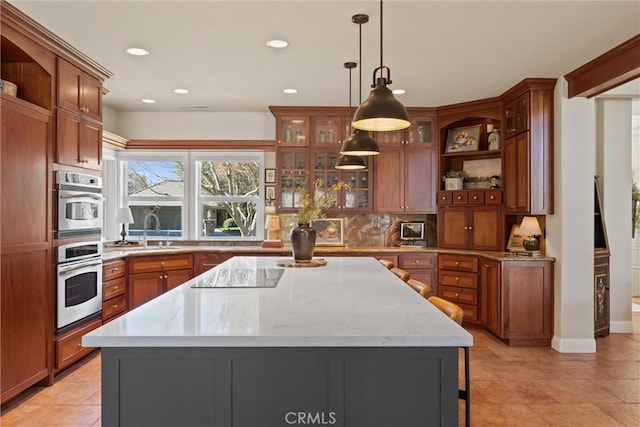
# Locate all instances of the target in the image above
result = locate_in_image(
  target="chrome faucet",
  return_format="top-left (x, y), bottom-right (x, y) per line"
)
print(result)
top-left (142, 212), bottom-right (160, 248)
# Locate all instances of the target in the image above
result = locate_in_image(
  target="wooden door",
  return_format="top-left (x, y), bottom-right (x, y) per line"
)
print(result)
top-left (469, 207), bottom-right (501, 250)
top-left (129, 273), bottom-right (164, 309)
top-left (504, 133), bottom-right (530, 213)
top-left (438, 207), bottom-right (468, 249)
top-left (56, 108), bottom-right (82, 167)
top-left (80, 119), bottom-right (102, 170)
top-left (165, 268), bottom-right (194, 291)
top-left (404, 146), bottom-right (436, 213)
top-left (480, 259), bottom-right (501, 336)
top-left (81, 72), bottom-right (102, 121)
top-left (373, 147), bottom-right (403, 212)
top-left (57, 59), bottom-right (82, 114)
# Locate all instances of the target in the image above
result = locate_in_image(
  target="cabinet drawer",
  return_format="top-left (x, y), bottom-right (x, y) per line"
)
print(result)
top-left (437, 191), bottom-right (452, 205)
top-left (103, 276), bottom-right (126, 300)
top-left (438, 270), bottom-right (478, 289)
top-left (399, 253), bottom-right (436, 269)
top-left (129, 254), bottom-right (194, 274)
top-left (452, 191), bottom-right (468, 205)
top-left (103, 259), bottom-right (126, 281)
top-left (194, 252), bottom-right (233, 274)
top-left (439, 285), bottom-right (478, 305)
top-left (102, 294), bottom-right (127, 321)
top-left (468, 191), bottom-right (484, 205)
top-left (485, 190), bottom-right (503, 205)
top-left (56, 317), bottom-right (101, 369)
top-left (438, 254), bottom-right (478, 272)
top-left (459, 303), bottom-right (479, 322)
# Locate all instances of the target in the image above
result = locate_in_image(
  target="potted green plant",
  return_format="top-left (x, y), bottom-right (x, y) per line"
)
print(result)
top-left (442, 170), bottom-right (468, 191)
top-left (291, 179), bottom-right (349, 262)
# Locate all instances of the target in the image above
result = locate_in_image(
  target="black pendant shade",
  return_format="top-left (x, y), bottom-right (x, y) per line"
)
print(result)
top-left (352, 0), bottom-right (410, 132)
top-left (352, 75), bottom-right (410, 132)
top-left (335, 154), bottom-right (366, 170)
top-left (340, 128), bottom-right (379, 156)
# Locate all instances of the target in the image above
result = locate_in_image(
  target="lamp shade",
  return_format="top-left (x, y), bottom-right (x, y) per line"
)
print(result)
top-left (265, 214), bottom-right (281, 231)
top-left (352, 78), bottom-right (410, 132)
top-left (335, 154), bottom-right (366, 170)
top-left (340, 129), bottom-right (379, 156)
top-left (117, 207), bottom-right (134, 224)
top-left (519, 216), bottom-right (542, 236)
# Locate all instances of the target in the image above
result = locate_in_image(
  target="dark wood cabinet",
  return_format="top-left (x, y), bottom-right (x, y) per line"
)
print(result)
top-left (57, 58), bottom-right (102, 122)
top-left (501, 79), bottom-right (556, 215)
top-left (56, 108), bottom-right (102, 170)
top-left (437, 254), bottom-right (479, 323)
top-left (194, 252), bottom-right (233, 275)
top-left (102, 259), bottom-right (127, 323)
top-left (374, 145), bottom-right (437, 213)
top-left (128, 254), bottom-right (194, 309)
top-left (438, 191), bottom-right (502, 250)
top-left (480, 259), bottom-right (501, 336)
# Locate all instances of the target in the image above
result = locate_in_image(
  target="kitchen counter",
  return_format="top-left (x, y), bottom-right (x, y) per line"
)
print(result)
top-left (102, 242), bottom-right (555, 262)
top-left (85, 256), bottom-right (469, 426)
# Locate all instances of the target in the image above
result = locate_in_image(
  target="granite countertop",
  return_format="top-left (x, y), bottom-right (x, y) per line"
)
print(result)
top-left (83, 256), bottom-right (473, 348)
top-left (102, 243), bottom-right (555, 262)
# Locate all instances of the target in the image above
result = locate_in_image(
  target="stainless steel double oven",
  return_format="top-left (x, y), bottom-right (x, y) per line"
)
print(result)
top-left (55, 171), bottom-right (104, 332)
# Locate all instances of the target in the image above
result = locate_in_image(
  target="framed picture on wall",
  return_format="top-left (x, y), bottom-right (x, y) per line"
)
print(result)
top-left (265, 168), bottom-right (276, 184)
top-left (265, 185), bottom-right (275, 205)
top-left (506, 224), bottom-right (525, 252)
top-left (445, 125), bottom-right (481, 153)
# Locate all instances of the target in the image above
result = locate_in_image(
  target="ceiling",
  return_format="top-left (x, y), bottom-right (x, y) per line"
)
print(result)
top-left (10, 1), bottom-right (640, 114)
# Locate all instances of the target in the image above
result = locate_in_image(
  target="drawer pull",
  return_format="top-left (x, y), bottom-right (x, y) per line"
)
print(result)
top-left (113, 286), bottom-right (118, 290)
top-left (442, 196), bottom-right (447, 200)
top-left (473, 196), bottom-right (478, 200)
top-left (455, 293), bottom-right (460, 298)
top-left (455, 261), bottom-right (459, 266)
top-left (457, 196), bottom-right (462, 200)
top-left (111, 268), bottom-right (119, 273)
top-left (77, 343), bottom-right (82, 348)
top-left (112, 304), bottom-right (118, 309)
top-left (159, 275), bottom-right (163, 280)
top-left (164, 275), bottom-right (168, 279)
top-left (490, 196), bottom-right (495, 200)
top-left (455, 277), bottom-right (460, 282)
top-left (468, 226), bottom-right (473, 230)
top-left (161, 261), bottom-right (165, 266)
top-left (414, 260), bottom-right (420, 264)
top-left (202, 263), bottom-right (217, 267)
top-left (485, 264), bottom-right (490, 268)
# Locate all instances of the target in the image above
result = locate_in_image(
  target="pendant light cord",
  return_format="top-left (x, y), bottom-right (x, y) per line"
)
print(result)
top-left (379, 0), bottom-right (383, 71)
top-left (359, 19), bottom-right (363, 103)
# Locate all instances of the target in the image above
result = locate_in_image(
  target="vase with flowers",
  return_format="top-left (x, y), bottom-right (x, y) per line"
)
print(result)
top-left (442, 169), bottom-right (468, 191)
top-left (291, 179), bottom-right (349, 262)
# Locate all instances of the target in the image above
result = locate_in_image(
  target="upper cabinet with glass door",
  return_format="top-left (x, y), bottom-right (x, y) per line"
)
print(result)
top-left (374, 108), bottom-right (436, 146)
top-left (503, 93), bottom-right (529, 138)
top-left (276, 115), bottom-right (309, 146)
top-left (311, 116), bottom-right (348, 147)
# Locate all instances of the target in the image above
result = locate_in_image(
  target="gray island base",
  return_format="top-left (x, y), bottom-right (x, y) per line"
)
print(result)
top-left (85, 257), bottom-right (472, 427)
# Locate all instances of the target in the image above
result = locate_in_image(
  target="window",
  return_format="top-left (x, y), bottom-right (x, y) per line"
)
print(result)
top-left (122, 156), bottom-right (186, 239)
top-left (197, 155), bottom-right (261, 239)
top-left (118, 151), bottom-right (264, 241)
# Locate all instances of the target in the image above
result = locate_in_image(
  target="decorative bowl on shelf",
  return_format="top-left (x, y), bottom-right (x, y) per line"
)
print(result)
top-left (0, 79), bottom-right (18, 97)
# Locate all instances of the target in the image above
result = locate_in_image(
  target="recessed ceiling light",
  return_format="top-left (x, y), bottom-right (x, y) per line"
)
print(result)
top-left (141, 99), bottom-right (156, 104)
top-left (392, 89), bottom-right (406, 95)
top-left (174, 88), bottom-right (189, 94)
top-left (126, 47), bottom-right (150, 56)
top-left (283, 88), bottom-right (298, 94)
top-left (266, 40), bottom-right (288, 48)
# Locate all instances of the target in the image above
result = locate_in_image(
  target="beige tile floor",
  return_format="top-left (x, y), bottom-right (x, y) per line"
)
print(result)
top-left (2, 304), bottom-right (639, 427)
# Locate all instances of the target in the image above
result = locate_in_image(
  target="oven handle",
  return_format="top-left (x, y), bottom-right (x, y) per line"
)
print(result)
top-left (59, 193), bottom-right (105, 201)
top-left (59, 259), bottom-right (103, 274)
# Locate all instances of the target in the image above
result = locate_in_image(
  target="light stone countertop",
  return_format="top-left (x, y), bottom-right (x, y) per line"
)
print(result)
top-left (84, 256), bottom-right (473, 348)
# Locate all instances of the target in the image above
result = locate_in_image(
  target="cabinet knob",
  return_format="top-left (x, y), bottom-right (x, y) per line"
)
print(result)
top-left (468, 226), bottom-right (473, 230)
top-left (490, 196), bottom-right (495, 200)
top-left (113, 286), bottom-right (118, 290)
top-left (442, 196), bottom-right (447, 200)
top-left (164, 275), bottom-right (168, 279)
top-left (77, 343), bottom-right (82, 348)
top-left (414, 260), bottom-right (419, 264)
top-left (457, 196), bottom-right (462, 200)
top-left (485, 264), bottom-right (490, 268)
top-left (455, 293), bottom-right (460, 298)
top-left (277, 140), bottom-right (282, 144)
top-left (159, 275), bottom-right (163, 280)
top-left (455, 277), bottom-right (460, 282)
top-left (510, 206), bottom-right (517, 209)
top-left (455, 261), bottom-right (460, 266)
top-left (113, 304), bottom-right (118, 309)
top-left (161, 261), bottom-right (165, 266)
top-left (473, 196), bottom-right (478, 200)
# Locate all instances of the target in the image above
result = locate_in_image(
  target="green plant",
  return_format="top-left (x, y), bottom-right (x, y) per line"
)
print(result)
top-left (442, 169), bottom-right (468, 181)
top-left (295, 179), bottom-right (350, 224)
top-left (633, 183), bottom-right (640, 202)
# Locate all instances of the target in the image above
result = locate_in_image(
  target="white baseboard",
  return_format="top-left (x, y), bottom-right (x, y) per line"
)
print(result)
top-left (610, 321), bottom-right (634, 333)
top-left (551, 336), bottom-right (596, 353)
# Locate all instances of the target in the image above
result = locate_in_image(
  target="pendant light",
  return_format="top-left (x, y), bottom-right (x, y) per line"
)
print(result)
top-left (341, 13), bottom-right (380, 156)
top-left (351, 0), bottom-right (410, 132)
top-left (335, 62), bottom-right (366, 170)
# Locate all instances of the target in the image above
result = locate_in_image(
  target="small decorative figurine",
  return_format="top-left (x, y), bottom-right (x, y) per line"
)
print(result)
top-left (490, 175), bottom-right (502, 189)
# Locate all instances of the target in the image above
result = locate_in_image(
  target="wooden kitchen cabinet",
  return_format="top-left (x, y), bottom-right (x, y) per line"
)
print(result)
top-left (375, 109), bottom-right (436, 146)
top-left (276, 147), bottom-right (309, 212)
top-left (56, 108), bottom-right (102, 170)
top-left (374, 145), bottom-right (437, 213)
top-left (438, 191), bottom-right (502, 250)
top-left (194, 252), bottom-right (233, 275)
top-left (501, 79), bottom-right (556, 214)
top-left (128, 254), bottom-right (194, 309)
top-left (102, 259), bottom-right (127, 323)
top-left (57, 58), bottom-right (102, 122)
top-left (437, 254), bottom-right (479, 323)
top-left (480, 258), bottom-right (501, 336)
top-left (55, 316), bottom-right (101, 371)
top-left (398, 253), bottom-right (437, 295)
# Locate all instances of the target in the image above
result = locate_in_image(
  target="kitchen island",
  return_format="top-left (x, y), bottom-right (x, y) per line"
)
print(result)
top-left (84, 256), bottom-right (472, 427)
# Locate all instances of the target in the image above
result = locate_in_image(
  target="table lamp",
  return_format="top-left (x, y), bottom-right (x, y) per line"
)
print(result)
top-left (262, 214), bottom-right (283, 248)
top-left (116, 207), bottom-right (134, 245)
top-left (519, 216), bottom-right (542, 253)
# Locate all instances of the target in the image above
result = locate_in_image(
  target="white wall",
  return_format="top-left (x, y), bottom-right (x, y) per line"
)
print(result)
top-left (633, 102), bottom-right (640, 297)
top-left (547, 78), bottom-right (596, 353)
top-left (596, 98), bottom-right (633, 333)
top-left (103, 105), bottom-right (119, 135)
top-left (115, 112), bottom-right (275, 140)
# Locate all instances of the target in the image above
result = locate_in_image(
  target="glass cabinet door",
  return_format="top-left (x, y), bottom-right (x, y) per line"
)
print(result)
top-left (312, 117), bottom-right (343, 146)
top-left (278, 149), bottom-right (309, 210)
top-left (277, 116), bottom-right (308, 146)
top-left (375, 129), bottom-right (404, 145)
top-left (407, 117), bottom-right (434, 146)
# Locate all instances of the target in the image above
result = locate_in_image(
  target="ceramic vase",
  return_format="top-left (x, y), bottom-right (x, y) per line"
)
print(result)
top-left (290, 223), bottom-right (316, 262)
